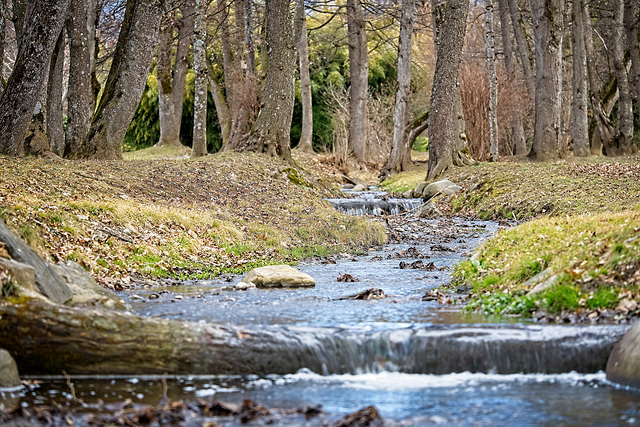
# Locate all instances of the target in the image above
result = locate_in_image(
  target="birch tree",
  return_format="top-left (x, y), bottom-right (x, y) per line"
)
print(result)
top-left (486, 0), bottom-right (498, 162)
top-left (191, 0), bottom-right (208, 158)
top-left (294, 0), bottom-right (314, 153)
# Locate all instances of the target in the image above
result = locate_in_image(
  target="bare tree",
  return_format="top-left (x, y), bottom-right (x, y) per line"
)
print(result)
top-left (236, 0), bottom-right (295, 162)
top-left (81, 0), bottom-right (164, 159)
top-left (0, 0), bottom-right (71, 156)
top-left (46, 30), bottom-right (65, 156)
top-left (294, 0), bottom-right (314, 153)
top-left (347, 0), bottom-right (369, 163)
top-left (486, 0), bottom-right (498, 161)
top-left (571, 0), bottom-right (589, 157)
top-left (627, 1), bottom-right (640, 110)
top-left (529, 0), bottom-right (564, 161)
top-left (608, 0), bottom-right (635, 156)
top-left (507, 0), bottom-right (535, 100)
top-left (426, 0), bottom-right (470, 180)
top-left (497, 0), bottom-right (527, 155)
top-left (191, 0), bottom-right (208, 158)
top-left (65, 0), bottom-right (98, 158)
top-left (380, 0), bottom-right (417, 177)
top-left (156, 12), bottom-right (182, 147)
top-left (207, 56), bottom-right (231, 146)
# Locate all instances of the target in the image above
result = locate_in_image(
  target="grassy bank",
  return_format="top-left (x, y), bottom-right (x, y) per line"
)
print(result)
top-left (383, 157), bottom-right (640, 321)
top-left (0, 150), bottom-right (385, 288)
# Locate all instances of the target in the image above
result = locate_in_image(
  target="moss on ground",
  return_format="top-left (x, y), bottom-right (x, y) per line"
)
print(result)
top-left (383, 156), bottom-right (640, 321)
top-left (0, 151), bottom-right (385, 287)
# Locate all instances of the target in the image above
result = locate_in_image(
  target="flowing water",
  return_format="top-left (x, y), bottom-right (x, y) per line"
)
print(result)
top-left (2, 193), bottom-right (640, 425)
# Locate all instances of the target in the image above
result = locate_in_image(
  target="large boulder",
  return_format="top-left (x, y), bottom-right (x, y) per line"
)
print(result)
top-left (606, 321), bottom-right (640, 387)
top-left (240, 265), bottom-right (315, 288)
top-left (0, 349), bottom-right (21, 388)
top-left (422, 179), bottom-right (462, 199)
top-left (53, 261), bottom-right (124, 310)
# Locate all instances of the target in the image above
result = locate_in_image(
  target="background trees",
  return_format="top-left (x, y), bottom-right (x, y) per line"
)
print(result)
top-left (0, 0), bottom-right (637, 176)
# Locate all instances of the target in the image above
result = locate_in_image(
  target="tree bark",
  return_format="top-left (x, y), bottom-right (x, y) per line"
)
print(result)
top-left (46, 29), bottom-right (65, 156)
top-left (497, 0), bottom-right (527, 155)
top-left (207, 56), bottom-right (231, 146)
top-left (293, 0), bottom-right (314, 153)
top-left (234, 0), bottom-right (295, 162)
top-left (571, 0), bottom-right (589, 157)
top-left (507, 0), bottom-right (535, 101)
top-left (346, 0), bottom-right (369, 163)
top-left (156, 13), bottom-right (182, 147)
top-left (0, 0), bottom-right (70, 156)
top-left (81, 0), bottom-right (164, 160)
top-left (172, 0), bottom-right (195, 134)
top-left (426, 0), bottom-right (470, 181)
top-left (380, 0), bottom-right (416, 177)
top-left (191, 0), bottom-right (208, 158)
top-left (607, 0), bottom-right (635, 156)
top-left (581, 0), bottom-right (604, 156)
top-left (244, 0), bottom-right (255, 75)
top-left (529, 0), bottom-right (564, 161)
top-left (627, 1), bottom-right (640, 112)
top-left (486, 0), bottom-right (499, 162)
top-left (65, 0), bottom-right (98, 158)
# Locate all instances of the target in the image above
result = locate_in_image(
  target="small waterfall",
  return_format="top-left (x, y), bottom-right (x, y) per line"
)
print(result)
top-left (327, 191), bottom-right (423, 216)
top-left (237, 324), bottom-right (628, 376)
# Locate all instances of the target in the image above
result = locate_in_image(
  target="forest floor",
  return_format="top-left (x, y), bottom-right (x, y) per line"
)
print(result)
top-left (0, 148), bottom-right (385, 291)
top-left (382, 155), bottom-right (640, 323)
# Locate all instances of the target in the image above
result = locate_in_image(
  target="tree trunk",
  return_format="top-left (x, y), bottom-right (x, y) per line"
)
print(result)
top-left (627, 1), bottom-right (640, 111)
top-left (207, 56), bottom-right (231, 146)
top-left (571, 0), bottom-right (589, 157)
top-left (244, 0), bottom-right (255, 75)
top-left (0, 0), bottom-right (71, 156)
top-left (172, 0), bottom-right (195, 134)
top-left (293, 0), bottom-right (314, 153)
top-left (65, 0), bottom-right (98, 158)
top-left (497, 0), bottom-right (527, 156)
top-left (46, 29), bottom-right (65, 156)
top-left (607, 0), bottom-right (635, 156)
top-left (346, 0), bottom-right (369, 163)
top-left (486, 0), bottom-right (499, 162)
top-left (81, 0), bottom-right (164, 160)
top-left (191, 0), bottom-right (208, 158)
top-left (380, 0), bottom-right (416, 177)
top-left (507, 0), bottom-right (535, 101)
top-left (0, 1), bottom-right (7, 94)
top-left (529, 0), bottom-right (564, 161)
top-left (156, 13), bottom-right (182, 147)
top-left (235, 0), bottom-right (295, 162)
top-left (581, 0), bottom-right (605, 156)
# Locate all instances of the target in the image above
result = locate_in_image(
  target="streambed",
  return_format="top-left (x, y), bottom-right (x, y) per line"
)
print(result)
top-left (2, 197), bottom-right (639, 425)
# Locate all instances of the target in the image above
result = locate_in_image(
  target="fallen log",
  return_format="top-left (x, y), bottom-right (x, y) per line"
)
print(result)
top-left (0, 300), bottom-right (627, 377)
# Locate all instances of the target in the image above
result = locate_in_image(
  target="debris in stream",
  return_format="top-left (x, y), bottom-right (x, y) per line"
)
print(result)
top-left (339, 288), bottom-right (386, 300)
top-left (337, 273), bottom-right (360, 282)
top-left (333, 405), bottom-right (384, 427)
top-left (430, 244), bottom-right (457, 252)
top-left (398, 260), bottom-right (438, 270)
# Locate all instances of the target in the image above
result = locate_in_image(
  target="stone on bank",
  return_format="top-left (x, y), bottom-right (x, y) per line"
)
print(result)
top-left (0, 349), bottom-right (21, 388)
top-left (240, 265), bottom-right (315, 288)
top-left (607, 320), bottom-right (640, 388)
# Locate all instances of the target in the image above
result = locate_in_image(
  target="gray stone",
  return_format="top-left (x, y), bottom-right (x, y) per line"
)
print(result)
top-left (352, 184), bottom-right (367, 192)
top-left (607, 320), bottom-right (640, 387)
top-left (401, 190), bottom-right (414, 199)
top-left (527, 270), bottom-right (561, 295)
top-left (242, 265), bottom-right (315, 288)
top-left (423, 179), bottom-right (462, 199)
top-left (0, 258), bottom-right (51, 302)
top-left (0, 349), bottom-right (21, 388)
top-left (52, 261), bottom-right (124, 310)
top-left (413, 181), bottom-right (428, 198)
top-left (416, 201), bottom-right (442, 218)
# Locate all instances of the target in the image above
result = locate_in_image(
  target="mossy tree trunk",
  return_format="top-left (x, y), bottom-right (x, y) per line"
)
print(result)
top-left (156, 12), bottom-right (182, 147)
top-left (234, 0), bottom-right (295, 163)
top-left (293, 0), bottom-right (314, 154)
top-left (46, 30), bottom-right (66, 156)
top-left (0, 0), bottom-right (71, 156)
top-left (346, 0), bottom-right (369, 164)
top-left (80, 0), bottom-right (164, 160)
top-left (426, 0), bottom-right (470, 181)
top-left (191, 0), bottom-right (208, 158)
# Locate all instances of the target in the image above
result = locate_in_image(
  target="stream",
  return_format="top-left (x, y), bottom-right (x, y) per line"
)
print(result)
top-left (2, 192), bottom-right (640, 425)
